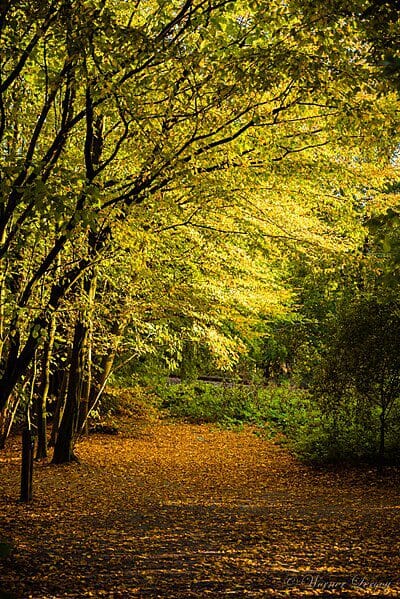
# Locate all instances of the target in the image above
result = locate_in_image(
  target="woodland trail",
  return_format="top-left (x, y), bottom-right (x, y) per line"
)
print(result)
top-left (0, 422), bottom-right (399, 598)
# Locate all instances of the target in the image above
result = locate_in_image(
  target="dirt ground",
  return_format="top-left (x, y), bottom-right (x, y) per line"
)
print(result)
top-left (0, 422), bottom-right (399, 598)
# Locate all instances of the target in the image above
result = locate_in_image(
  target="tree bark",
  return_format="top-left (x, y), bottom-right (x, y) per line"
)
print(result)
top-left (20, 426), bottom-right (35, 503)
top-left (90, 350), bottom-right (115, 409)
top-left (77, 273), bottom-right (97, 435)
top-left (48, 359), bottom-right (70, 448)
top-left (85, 318), bottom-right (125, 424)
top-left (0, 406), bottom-right (8, 449)
top-left (378, 408), bottom-right (386, 474)
top-left (35, 313), bottom-right (57, 460)
top-left (52, 260), bottom-right (98, 463)
top-left (0, 396), bottom-right (20, 449)
top-left (52, 317), bottom-right (87, 464)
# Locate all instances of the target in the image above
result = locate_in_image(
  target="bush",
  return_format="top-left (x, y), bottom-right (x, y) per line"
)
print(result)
top-left (282, 394), bottom-right (400, 466)
top-left (291, 401), bottom-right (375, 464)
top-left (157, 381), bottom-right (258, 425)
top-left (95, 385), bottom-right (161, 423)
top-left (305, 296), bottom-right (400, 466)
top-left (157, 377), bottom-right (400, 466)
top-left (156, 380), bottom-right (310, 431)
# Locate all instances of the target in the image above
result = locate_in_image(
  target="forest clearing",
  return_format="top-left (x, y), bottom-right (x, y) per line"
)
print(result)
top-left (1, 421), bottom-right (399, 598)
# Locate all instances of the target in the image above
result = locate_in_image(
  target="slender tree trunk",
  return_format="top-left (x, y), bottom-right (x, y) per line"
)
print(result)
top-left (378, 408), bottom-right (386, 474)
top-left (0, 406), bottom-right (8, 449)
top-left (0, 395), bottom-right (21, 449)
top-left (48, 359), bottom-right (70, 448)
top-left (35, 313), bottom-right (57, 460)
top-left (88, 320), bottom-right (124, 412)
top-left (77, 273), bottom-right (97, 435)
top-left (4, 396), bottom-right (21, 443)
top-left (0, 256), bottom-right (7, 364)
top-left (20, 358), bottom-right (38, 501)
top-left (20, 425), bottom-right (35, 503)
top-left (90, 351), bottom-right (115, 409)
top-left (52, 260), bottom-right (99, 462)
top-left (52, 317), bottom-right (87, 464)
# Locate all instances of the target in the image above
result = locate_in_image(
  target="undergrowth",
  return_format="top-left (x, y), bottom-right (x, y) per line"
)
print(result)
top-left (104, 380), bottom-right (400, 467)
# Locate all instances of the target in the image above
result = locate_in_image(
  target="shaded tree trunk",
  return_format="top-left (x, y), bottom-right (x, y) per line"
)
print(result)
top-left (52, 262), bottom-right (98, 462)
top-left (52, 317), bottom-right (87, 464)
top-left (0, 254), bottom-right (8, 364)
top-left (20, 425), bottom-right (35, 503)
top-left (0, 405), bottom-right (8, 449)
top-left (0, 396), bottom-right (21, 449)
top-left (378, 408), bottom-right (386, 474)
top-left (48, 357), bottom-right (70, 448)
top-left (20, 375), bottom-right (36, 502)
top-left (35, 313), bottom-right (57, 460)
top-left (77, 274), bottom-right (97, 435)
top-left (84, 320), bottom-right (125, 428)
top-left (0, 406), bottom-right (8, 450)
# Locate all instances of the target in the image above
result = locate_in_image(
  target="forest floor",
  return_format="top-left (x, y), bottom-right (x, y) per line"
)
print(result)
top-left (1, 420), bottom-right (400, 598)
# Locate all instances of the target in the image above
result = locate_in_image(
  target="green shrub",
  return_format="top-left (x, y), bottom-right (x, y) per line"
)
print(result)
top-left (96, 385), bottom-right (161, 422)
top-left (304, 297), bottom-right (400, 466)
top-left (286, 395), bottom-right (400, 465)
top-left (105, 375), bottom-right (400, 466)
top-left (157, 379), bottom-right (400, 465)
top-left (156, 380), bottom-right (310, 431)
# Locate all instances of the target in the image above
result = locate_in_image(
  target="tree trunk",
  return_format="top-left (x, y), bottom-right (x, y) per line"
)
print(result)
top-left (52, 260), bottom-right (98, 463)
top-left (48, 361), bottom-right (70, 448)
top-left (52, 318), bottom-right (87, 464)
top-left (0, 396), bottom-right (21, 449)
top-left (0, 255), bottom-right (92, 414)
top-left (89, 351), bottom-right (115, 408)
top-left (0, 255), bottom-right (8, 364)
top-left (20, 424), bottom-right (35, 503)
top-left (77, 273), bottom-right (96, 435)
top-left (378, 408), bottom-right (386, 474)
top-left (88, 319), bottom-right (124, 413)
top-left (0, 406), bottom-right (8, 450)
top-left (35, 314), bottom-right (57, 460)
top-left (0, 322), bottom-right (21, 412)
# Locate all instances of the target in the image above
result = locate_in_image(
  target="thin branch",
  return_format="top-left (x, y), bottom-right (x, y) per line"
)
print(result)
top-left (155, 0), bottom-right (193, 43)
top-left (0, 2), bottom-right (59, 93)
top-left (272, 139), bottom-right (329, 161)
top-left (84, 86), bottom-right (95, 181)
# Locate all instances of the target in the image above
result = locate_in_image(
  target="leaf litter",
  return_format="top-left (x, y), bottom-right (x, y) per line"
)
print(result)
top-left (0, 422), bottom-right (399, 598)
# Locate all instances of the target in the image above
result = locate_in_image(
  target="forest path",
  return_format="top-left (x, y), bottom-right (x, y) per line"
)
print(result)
top-left (0, 422), bottom-right (399, 598)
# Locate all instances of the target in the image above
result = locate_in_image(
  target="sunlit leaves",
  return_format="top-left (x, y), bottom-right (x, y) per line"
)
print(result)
top-left (0, 0), bottom-right (399, 411)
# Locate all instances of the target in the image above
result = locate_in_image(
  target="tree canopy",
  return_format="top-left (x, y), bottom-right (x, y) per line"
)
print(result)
top-left (0, 0), bottom-right (399, 465)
